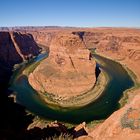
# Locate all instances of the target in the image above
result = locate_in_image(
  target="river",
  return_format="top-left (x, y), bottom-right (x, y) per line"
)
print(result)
top-left (10, 52), bottom-right (134, 124)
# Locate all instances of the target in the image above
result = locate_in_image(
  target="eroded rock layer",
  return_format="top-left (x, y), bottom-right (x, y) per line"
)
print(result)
top-left (0, 31), bottom-right (40, 91)
top-left (29, 33), bottom-right (96, 98)
top-left (0, 31), bottom-right (40, 67)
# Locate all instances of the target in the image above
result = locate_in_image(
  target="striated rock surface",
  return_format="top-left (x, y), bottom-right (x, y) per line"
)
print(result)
top-left (0, 31), bottom-right (40, 67)
top-left (0, 32), bottom-right (22, 67)
top-left (30, 31), bottom-right (55, 49)
top-left (29, 33), bottom-right (96, 98)
top-left (0, 31), bottom-right (40, 91)
top-left (11, 32), bottom-right (40, 59)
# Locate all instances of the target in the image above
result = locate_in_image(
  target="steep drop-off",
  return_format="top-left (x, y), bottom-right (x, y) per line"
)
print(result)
top-left (0, 31), bottom-right (40, 91)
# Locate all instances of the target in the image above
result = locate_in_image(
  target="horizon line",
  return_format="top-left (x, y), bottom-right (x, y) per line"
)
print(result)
top-left (0, 25), bottom-right (140, 29)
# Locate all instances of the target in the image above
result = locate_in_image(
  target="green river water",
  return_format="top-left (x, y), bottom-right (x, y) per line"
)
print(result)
top-left (10, 53), bottom-right (134, 124)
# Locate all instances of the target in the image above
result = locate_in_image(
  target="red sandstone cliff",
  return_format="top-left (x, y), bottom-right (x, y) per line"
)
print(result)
top-left (0, 31), bottom-right (40, 91)
top-left (30, 31), bottom-right (55, 49)
top-left (0, 31), bottom-right (40, 67)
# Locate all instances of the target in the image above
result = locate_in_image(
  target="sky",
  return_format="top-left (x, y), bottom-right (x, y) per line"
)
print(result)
top-left (0, 0), bottom-right (140, 27)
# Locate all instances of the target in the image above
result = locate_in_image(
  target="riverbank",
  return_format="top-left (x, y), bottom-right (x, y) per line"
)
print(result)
top-left (39, 71), bottom-right (108, 108)
top-left (95, 50), bottom-right (140, 107)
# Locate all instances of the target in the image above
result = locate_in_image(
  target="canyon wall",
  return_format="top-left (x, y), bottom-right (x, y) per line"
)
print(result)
top-left (0, 31), bottom-right (40, 67)
top-left (29, 31), bottom-right (55, 49)
top-left (79, 29), bottom-right (140, 80)
top-left (27, 28), bottom-right (140, 80)
top-left (26, 28), bottom-right (140, 67)
top-left (0, 31), bottom-right (40, 91)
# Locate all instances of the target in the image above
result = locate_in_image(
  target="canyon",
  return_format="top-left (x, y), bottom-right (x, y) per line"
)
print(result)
top-left (0, 27), bottom-right (140, 139)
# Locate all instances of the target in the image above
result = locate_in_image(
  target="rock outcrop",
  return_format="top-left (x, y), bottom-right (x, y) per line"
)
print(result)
top-left (0, 31), bottom-right (40, 67)
top-left (82, 94), bottom-right (140, 140)
top-left (0, 31), bottom-right (40, 91)
top-left (11, 32), bottom-right (40, 59)
top-left (30, 31), bottom-right (55, 49)
top-left (29, 32), bottom-right (96, 98)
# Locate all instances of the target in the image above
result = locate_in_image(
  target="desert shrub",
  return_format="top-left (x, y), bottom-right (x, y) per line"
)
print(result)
top-left (121, 108), bottom-right (140, 130)
top-left (47, 133), bottom-right (73, 140)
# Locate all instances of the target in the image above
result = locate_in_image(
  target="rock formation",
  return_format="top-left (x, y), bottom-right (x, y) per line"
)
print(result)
top-left (0, 31), bottom-right (40, 91)
top-left (30, 31), bottom-right (55, 49)
top-left (29, 32), bottom-right (96, 98)
top-left (78, 94), bottom-right (140, 140)
top-left (0, 31), bottom-right (40, 67)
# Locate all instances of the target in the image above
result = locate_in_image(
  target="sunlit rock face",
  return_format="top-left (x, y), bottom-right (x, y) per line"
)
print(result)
top-left (29, 32), bottom-right (96, 98)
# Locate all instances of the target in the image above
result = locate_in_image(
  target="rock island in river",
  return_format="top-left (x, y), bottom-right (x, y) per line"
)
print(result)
top-left (28, 32), bottom-right (107, 107)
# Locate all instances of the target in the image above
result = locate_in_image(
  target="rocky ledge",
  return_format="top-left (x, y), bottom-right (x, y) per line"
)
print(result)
top-left (29, 32), bottom-right (96, 100)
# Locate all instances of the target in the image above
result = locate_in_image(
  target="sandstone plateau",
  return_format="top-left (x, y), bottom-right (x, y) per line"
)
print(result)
top-left (29, 32), bottom-right (96, 98)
